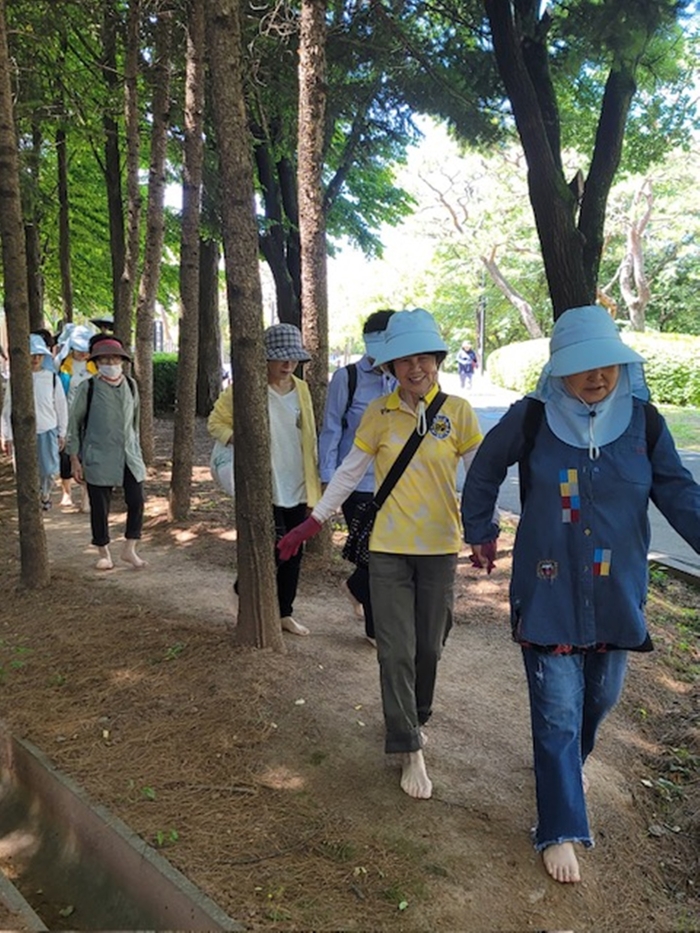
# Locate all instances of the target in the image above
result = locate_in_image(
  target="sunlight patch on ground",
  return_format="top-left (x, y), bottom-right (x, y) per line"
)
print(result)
top-left (173, 529), bottom-right (197, 543)
top-left (110, 668), bottom-right (148, 686)
top-left (257, 765), bottom-right (306, 791)
top-left (656, 670), bottom-right (697, 696)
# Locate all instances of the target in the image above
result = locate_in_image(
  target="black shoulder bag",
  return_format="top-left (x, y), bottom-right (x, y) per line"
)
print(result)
top-left (342, 391), bottom-right (448, 568)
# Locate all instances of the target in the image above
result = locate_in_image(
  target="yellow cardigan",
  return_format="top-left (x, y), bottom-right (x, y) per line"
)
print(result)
top-left (207, 377), bottom-right (322, 507)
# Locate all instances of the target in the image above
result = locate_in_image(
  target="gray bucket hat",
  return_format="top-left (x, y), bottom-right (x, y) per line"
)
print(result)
top-left (263, 323), bottom-right (311, 362)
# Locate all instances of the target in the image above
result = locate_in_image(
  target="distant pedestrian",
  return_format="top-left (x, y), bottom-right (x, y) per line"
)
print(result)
top-left (66, 336), bottom-right (147, 571)
top-left (457, 341), bottom-right (478, 390)
top-left (57, 325), bottom-right (97, 510)
top-left (1, 334), bottom-right (68, 510)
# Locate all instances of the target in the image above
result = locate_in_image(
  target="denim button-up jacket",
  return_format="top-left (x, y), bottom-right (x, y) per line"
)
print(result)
top-left (462, 397), bottom-right (700, 649)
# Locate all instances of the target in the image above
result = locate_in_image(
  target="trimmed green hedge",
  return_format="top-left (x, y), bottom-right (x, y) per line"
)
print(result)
top-left (487, 332), bottom-right (700, 406)
top-left (153, 352), bottom-right (178, 413)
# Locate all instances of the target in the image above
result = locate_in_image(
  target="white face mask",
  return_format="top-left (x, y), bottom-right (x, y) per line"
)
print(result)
top-left (98, 363), bottom-right (123, 380)
top-left (73, 359), bottom-right (87, 376)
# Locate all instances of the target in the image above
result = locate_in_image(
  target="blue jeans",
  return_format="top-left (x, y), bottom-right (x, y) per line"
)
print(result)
top-left (522, 648), bottom-right (628, 851)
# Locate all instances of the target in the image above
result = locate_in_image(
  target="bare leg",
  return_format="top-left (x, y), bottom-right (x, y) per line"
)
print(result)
top-left (60, 478), bottom-right (73, 507)
top-left (400, 749), bottom-right (432, 799)
top-left (542, 843), bottom-right (581, 883)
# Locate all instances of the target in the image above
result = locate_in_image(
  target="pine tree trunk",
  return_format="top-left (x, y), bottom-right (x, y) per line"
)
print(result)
top-left (134, 6), bottom-right (172, 467)
top-left (170, 0), bottom-right (205, 521)
top-left (116, 0), bottom-right (142, 346)
top-left (196, 236), bottom-right (223, 417)
top-left (0, 0), bottom-right (49, 588)
top-left (206, 0), bottom-right (283, 651)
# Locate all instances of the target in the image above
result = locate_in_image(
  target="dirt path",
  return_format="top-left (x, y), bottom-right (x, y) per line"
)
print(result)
top-left (0, 440), bottom-right (696, 931)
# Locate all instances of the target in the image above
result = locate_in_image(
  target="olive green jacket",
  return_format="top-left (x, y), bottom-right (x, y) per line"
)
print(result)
top-left (66, 376), bottom-right (146, 485)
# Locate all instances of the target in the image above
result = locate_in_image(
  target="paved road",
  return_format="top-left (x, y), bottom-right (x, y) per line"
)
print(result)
top-left (444, 371), bottom-right (700, 576)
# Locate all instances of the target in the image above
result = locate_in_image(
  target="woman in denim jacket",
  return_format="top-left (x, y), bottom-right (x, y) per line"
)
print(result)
top-left (461, 305), bottom-right (700, 884)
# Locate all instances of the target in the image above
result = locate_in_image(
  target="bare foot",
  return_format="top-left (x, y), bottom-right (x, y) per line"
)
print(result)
top-left (542, 842), bottom-right (581, 883)
top-left (281, 616), bottom-right (309, 636)
top-left (341, 581), bottom-right (364, 620)
top-left (95, 547), bottom-right (113, 571)
top-left (400, 749), bottom-right (432, 799)
top-left (121, 550), bottom-right (147, 569)
top-left (121, 542), bottom-right (147, 569)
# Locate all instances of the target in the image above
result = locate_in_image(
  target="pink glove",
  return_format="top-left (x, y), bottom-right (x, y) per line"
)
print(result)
top-left (469, 540), bottom-right (497, 574)
top-left (277, 516), bottom-right (323, 561)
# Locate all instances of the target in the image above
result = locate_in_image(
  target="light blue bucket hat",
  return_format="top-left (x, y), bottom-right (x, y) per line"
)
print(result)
top-left (370, 308), bottom-right (448, 367)
top-left (548, 305), bottom-right (645, 377)
top-left (29, 334), bottom-right (53, 357)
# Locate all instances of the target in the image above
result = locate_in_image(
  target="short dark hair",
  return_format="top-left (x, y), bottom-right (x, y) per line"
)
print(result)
top-left (31, 328), bottom-right (55, 349)
top-left (363, 309), bottom-right (395, 335)
top-left (386, 350), bottom-right (446, 377)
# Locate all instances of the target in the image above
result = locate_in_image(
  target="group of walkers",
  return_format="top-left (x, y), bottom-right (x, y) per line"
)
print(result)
top-left (0, 316), bottom-right (147, 570)
top-left (210, 304), bottom-right (700, 888)
top-left (4, 301), bottom-right (700, 888)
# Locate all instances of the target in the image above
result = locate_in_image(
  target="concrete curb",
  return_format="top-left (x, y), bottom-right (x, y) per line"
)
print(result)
top-left (0, 730), bottom-right (244, 931)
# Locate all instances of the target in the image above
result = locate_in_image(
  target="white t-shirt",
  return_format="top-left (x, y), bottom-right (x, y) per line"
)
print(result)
top-left (268, 385), bottom-right (305, 507)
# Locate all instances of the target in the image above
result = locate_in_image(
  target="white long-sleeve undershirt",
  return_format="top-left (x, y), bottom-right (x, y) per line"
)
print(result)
top-left (311, 442), bottom-right (481, 525)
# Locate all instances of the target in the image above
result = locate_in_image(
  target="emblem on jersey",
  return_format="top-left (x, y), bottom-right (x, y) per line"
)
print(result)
top-left (430, 414), bottom-right (452, 439)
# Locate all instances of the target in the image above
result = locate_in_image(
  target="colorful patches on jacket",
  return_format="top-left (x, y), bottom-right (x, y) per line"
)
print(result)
top-left (559, 468), bottom-right (580, 523)
top-left (594, 548), bottom-right (612, 576)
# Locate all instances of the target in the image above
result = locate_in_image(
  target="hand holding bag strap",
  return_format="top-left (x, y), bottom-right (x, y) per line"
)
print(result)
top-left (373, 391), bottom-right (447, 510)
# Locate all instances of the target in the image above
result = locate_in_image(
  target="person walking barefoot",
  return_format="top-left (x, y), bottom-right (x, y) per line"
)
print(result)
top-left (66, 337), bottom-right (147, 571)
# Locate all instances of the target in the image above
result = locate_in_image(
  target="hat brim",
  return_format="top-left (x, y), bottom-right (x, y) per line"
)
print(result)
top-left (266, 349), bottom-right (311, 362)
top-left (549, 338), bottom-right (645, 377)
top-left (371, 334), bottom-right (448, 368)
top-left (89, 343), bottom-right (131, 362)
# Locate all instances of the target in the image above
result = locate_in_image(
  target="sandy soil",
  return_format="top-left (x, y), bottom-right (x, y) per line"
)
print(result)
top-left (0, 416), bottom-right (697, 931)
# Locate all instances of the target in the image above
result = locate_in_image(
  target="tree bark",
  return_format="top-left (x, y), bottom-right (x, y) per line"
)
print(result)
top-left (480, 249), bottom-right (543, 338)
top-left (196, 236), bottom-right (223, 417)
top-left (206, 0), bottom-right (283, 651)
top-left (0, 0), bottom-right (49, 588)
top-left (101, 0), bottom-right (126, 323)
top-left (116, 0), bottom-right (142, 346)
top-left (56, 124), bottom-right (74, 324)
top-left (134, 5), bottom-right (172, 467)
top-left (298, 0), bottom-right (329, 425)
top-left (24, 123), bottom-right (44, 330)
top-left (619, 179), bottom-right (653, 332)
top-left (170, 0), bottom-right (205, 521)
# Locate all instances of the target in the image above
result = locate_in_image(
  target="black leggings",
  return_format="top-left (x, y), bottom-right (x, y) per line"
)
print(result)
top-left (88, 466), bottom-right (144, 547)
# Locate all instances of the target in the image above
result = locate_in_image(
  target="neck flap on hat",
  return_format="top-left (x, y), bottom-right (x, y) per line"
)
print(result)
top-left (531, 362), bottom-right (649, 458)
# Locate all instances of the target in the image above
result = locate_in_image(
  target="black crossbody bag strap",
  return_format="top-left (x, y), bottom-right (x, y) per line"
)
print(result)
top-left (373, 391), bottom-right (447, 510)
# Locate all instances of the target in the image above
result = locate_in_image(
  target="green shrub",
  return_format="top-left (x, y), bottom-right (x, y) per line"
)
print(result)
top-left (153, 352), bottom-right (178, 413)
top-left (487, 332), bottom-right (700, 406)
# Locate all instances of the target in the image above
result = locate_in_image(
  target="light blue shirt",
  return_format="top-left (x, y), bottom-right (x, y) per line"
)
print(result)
top-left (318, 355), bottom-right (396, 493)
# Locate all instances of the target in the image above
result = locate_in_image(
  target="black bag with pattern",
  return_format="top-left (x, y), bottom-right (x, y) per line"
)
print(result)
top-left (342, 499), bottom-right (379, 568)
